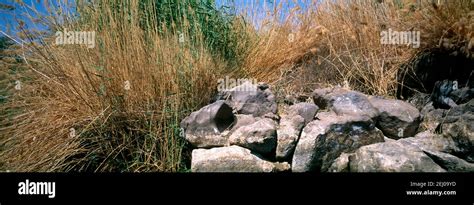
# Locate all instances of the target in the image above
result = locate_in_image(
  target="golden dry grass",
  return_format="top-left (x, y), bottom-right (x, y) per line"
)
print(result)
top-left (244, 0), bottom-right (474, 96)
top-left (1, 0), bottom-right (225, 171)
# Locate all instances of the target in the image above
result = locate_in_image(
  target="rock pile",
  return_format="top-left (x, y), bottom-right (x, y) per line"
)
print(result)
top-left (180, 82), bottom-right (474, 172)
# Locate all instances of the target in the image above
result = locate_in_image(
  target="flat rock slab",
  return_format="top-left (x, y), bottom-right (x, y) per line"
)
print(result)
top-left (349, 141), bottom-right (445, 172)
top-left (398, 131), bottom-right (459, 154)
top-left (423, 150), bottom-right (474, 172)
top-left (191, 146), bottom-right (289, 172)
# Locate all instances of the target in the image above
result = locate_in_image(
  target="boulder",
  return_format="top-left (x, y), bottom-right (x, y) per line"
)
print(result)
top-left (408, 99), bottom-right (473, 163)
top-left (348, 141), bottom-right (445, 172)
top-left (438, 100), bottom-right (474, 162)
top-left (191, 146), bottom-right (289, 172)
top-left (180, 100), bottom-right (235, 148)
top-left (398, 131), bottom-right (459, 154)
top-left (312, 87), bottom-right (379, 119)
top-left (228, 118), bottom-right (277, 155)
top-left (276, 115), bottom-right (304, 161)
top-left (288, 102), bottom-right (319, 123)
top-left (218, 81), bottom-right (278, 117)
top-left (292, 111), bottom-right (384, 172)
top-left (276, 103), bottom-right (319, 160)
top-left (418, 99), bottom-right (474, 162)
top-left (423, 150), bottom-right (474, 172)
top-left (369, 96), bottom-right (421, 139)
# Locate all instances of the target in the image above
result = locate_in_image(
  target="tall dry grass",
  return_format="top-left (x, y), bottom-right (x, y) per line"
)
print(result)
top-left (244, 0), bottom-right (473, 96)
top-left (0, 0), bottom-right (233, 171)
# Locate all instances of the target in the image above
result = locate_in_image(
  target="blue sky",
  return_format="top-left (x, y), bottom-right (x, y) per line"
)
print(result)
top-left (0, 0), bottom-right (314, 40)
top-left (1, 0), bottom-right (50, 34)
top-left (216, 0), bottom-right (313, 28)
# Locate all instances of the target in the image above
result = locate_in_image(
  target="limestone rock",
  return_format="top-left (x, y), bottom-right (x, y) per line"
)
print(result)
top-left (292, 111), bottom-right (384, 172)
top-left (369, 96), bottom-right (421, 139)
top-left (348, 141), bottom-right (445, 172)
top-left (180, 100), bottom-right (235, 148)
top-left (219, 81), bottom-right (278, 117)
top-left (191, 146), bottom-right (282, 172)
top-left (398, 131), bottom-right (459, 154)
top-left (228, 118), bottom-right (277, 155)
top-left (423, 150), bottom-right (474, 172)
top-left (276, 103), bottom-right (319, 161)
top-left (312, 87), bottom-right (378, 119)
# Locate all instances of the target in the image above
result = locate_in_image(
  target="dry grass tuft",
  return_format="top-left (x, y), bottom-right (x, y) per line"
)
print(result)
top-left (0, 0), bottom-right (227, 172)
top-left (244, 0), bottom-right (474, 97)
